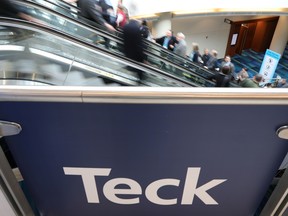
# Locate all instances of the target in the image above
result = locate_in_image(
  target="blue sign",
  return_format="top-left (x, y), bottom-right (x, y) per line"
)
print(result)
top-left (259, 49), bottom-right (281, 85)
top-left (1, 102), bottom-right (287, 216)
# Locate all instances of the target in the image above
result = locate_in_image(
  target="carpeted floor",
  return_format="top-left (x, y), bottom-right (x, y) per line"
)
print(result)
top-left (230, 46), bottom-right (288, 80)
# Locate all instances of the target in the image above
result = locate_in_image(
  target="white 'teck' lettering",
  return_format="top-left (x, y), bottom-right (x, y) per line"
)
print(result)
top-left (63, 167), bottom-right (227, 205)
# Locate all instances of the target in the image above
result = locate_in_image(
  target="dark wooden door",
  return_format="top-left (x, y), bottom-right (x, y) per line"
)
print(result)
top-left (225, 17), bottom-right (279, 56)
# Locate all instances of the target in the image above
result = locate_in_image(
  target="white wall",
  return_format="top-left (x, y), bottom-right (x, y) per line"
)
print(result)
top-left (123, 0), bottom-right (288, 16)
top-left (270, 16), bottom-right (288, 56)
top-left (151, 15), bottom-right (275, 58)
top-left (152, 13), bottom-right (172, 38)
top-left (171, 16), bottom-right (230, 58)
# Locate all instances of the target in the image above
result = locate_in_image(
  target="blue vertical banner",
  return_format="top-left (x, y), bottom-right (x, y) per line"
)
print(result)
top-left (259, 49), bottom-right (281, 85)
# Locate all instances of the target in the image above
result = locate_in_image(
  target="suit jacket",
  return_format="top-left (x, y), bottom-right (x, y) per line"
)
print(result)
top-left (155, 36), bottom-right (177, 51)
top-left (78, 0), bottom-right (106, 26)
top-left (123, 20), bottom-right (145, 63)
top-left (0, 0), bottom-right (22, 18)
top-left (201, 53), bottom-right (212, 66)
top-left (190, 51), bottom-right (201, 63)
top-left (206, 56), bottom-right (219, 71)
top-left (240, 79), bottom-right (259, 88)
top-left (174, 39), bottom-right (187, 58)
top-left (208, 72), bottom-right (230, 87)
top-left (221, 61), bottom-right (235, 75)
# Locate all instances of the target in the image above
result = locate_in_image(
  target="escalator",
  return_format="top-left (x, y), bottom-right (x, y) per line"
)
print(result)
top-left (10, 0), bottom-right (221, 87)
top-left (0, 18), bottom-right (195, 87)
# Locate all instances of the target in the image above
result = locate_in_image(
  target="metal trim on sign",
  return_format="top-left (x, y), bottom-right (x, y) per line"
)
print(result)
top-left (1, 86), bottom-right (288, 105)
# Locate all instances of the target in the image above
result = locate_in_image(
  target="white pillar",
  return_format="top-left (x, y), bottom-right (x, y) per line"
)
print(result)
top-left (269, 16), bottom-right (288, 56)
top-left (152, 12), bottom-right (172, 38)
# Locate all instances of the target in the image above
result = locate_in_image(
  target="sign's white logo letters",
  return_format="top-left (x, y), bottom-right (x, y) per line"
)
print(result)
top-left (63, 167), bottom-right (227, 205)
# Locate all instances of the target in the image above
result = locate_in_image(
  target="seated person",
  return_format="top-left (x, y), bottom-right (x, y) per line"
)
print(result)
top-left (276, 79), bottom-right (288, 88)
top-left (235, 67), bottom-right (248, 82)
top-left (240, 73), bottom-right (263, 88)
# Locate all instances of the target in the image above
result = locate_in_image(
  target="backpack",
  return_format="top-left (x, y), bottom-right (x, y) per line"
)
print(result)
top-left (140, 26), bottom-right (149, 39)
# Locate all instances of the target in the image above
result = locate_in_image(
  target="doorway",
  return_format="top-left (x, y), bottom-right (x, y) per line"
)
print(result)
top-left (225, 17), bottom-right (279, 57)
top-left (235, 24), bottom-right (249, 55)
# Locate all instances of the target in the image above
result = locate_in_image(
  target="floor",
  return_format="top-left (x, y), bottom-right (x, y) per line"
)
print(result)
top-left (231, 47), bottom-right (288, 80)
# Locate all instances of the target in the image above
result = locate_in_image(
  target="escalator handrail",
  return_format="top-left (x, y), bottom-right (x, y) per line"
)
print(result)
top-left (33, 0), bottom-right (217, 79)
top-left (15, 0), bottom-right (120, 43)
top-left (30, 0), bottom-right (214, 74)
top-left (28, 0), bottom-right (240, 88)
top-left (18, 0), bottom-right (219, 86)
top-left (0, 17), bottom-right (197, 87)
top-left (44, 0), bottom-right (80, 13)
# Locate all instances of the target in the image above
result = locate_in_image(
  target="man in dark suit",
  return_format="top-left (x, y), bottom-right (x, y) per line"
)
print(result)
top-left (0, 0), bottom-right (38, 21)
top-left (78, 0), bottom-right (115, 32)
top-left (123, 20), bottom-right (145, 63)
top-left (208, 65), bottom-right (230, 87)
top-left (123, 20), bottom-right (145, 82)
top-left (154, 30), bottom-right (178, 51)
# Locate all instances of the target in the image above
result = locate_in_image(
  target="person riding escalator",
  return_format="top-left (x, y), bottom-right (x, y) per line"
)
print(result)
top-left (77, 0), bottom-right (116, 49)
top-left (0, 0), bottom-right (39, 22)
